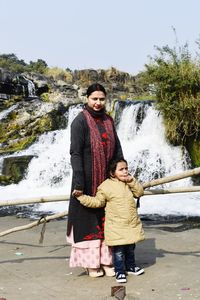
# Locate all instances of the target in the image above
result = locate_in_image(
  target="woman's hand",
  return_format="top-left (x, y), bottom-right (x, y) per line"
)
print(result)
top-left (72, 189), bottom-right (83, 197)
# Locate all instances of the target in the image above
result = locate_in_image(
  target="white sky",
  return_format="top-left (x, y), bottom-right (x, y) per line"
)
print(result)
top-left (1, 0), bottom-right (200, 75)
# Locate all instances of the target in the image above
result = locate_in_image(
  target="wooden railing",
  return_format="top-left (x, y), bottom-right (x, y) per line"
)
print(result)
top-left (0, 167), bottom-right (200, 238)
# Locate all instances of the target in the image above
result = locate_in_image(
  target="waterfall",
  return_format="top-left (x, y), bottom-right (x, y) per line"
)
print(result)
top-left (27, 78), bottom-right (36, 96)
top-left (19, 75), bottom-right (36, 97)
top-left (0, 104), bottom-right (18, 120)
top-left (116, 101), bottom-right (191, 186)
top-left (0, 101), bottom-right (199, 217)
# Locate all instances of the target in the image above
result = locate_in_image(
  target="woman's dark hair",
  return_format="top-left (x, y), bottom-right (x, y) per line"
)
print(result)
top-left (86, 83), bottom-right (107, 97)
top-left (108, 158), bottom-right (127, 177)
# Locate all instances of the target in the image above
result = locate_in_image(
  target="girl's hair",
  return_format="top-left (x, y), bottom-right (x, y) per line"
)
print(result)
top-left (108, 158), bottom-right (128, 177)
top-left (86, 83), bottom-right (107, 97)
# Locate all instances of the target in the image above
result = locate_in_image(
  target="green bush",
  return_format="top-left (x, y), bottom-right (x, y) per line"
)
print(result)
top-left (143, 43), bottom-right (200, 144)
top-left (0, 53), bottom-right (26, 73)
top-left (0, 53), bottom-right (48, 74)
top-left (44, 67), bottom-right (73, 82)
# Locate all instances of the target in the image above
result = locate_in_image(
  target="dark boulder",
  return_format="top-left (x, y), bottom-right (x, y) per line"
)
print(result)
top-left (2, 155), bottom-right (35, 183)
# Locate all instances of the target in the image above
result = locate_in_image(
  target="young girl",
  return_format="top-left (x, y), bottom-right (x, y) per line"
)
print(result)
top-left (77, 158), bottom-right (145, 283)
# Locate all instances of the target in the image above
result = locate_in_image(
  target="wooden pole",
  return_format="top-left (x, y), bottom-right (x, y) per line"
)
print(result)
top-left (143, 186), bottom-right (200, 195)
top-left (0, 210), bottom-right (68, 237)
top-left (142, 167), bottom-right (200, 189)
top-left (0, 194), bottom-right (69, 207)
top-left (1, 186), bottom-right (200, 207)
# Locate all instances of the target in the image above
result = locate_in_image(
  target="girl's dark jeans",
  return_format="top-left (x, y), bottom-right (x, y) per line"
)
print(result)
top-left (112, 244), bottom-right (136, 274)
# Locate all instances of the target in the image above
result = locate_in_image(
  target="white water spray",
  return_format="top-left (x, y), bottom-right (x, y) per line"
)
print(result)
top-left (0, 104), bottom-right (19, 120)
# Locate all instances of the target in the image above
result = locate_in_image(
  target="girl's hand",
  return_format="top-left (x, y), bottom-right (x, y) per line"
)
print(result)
top-left (72, 189), bottom-right (83, 197)
top-left (125, 174), bottom-right (133, 183)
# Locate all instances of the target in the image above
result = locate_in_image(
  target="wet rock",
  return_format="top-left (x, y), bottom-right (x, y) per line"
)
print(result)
top-left (2, 155), bottom-right (35, 183)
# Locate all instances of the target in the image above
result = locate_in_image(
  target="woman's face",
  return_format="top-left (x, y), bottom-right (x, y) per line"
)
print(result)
top-left (87, 91), bottom-right (106, 111)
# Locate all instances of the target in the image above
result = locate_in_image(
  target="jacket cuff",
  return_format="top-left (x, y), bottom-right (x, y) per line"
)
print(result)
top-left (74, 185), bottom-right (83, 190)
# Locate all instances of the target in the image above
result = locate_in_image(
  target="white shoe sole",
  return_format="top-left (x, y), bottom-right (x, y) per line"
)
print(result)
top-left (116, 279), bottom-right (127, 283)
top-left (127, 269), bottom-right (144, 276)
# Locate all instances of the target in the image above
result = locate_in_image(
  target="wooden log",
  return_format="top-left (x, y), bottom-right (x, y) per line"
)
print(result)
top-left (0, 194), bottom-right (69, 207)
top-left (1, 185), bottom-right (200, 208)
top-left (0, 210), bottom-right (68, 237)
top-left (143, 167), bottom-right (200, 189)
top-left (143, 186), bottom-right (200, 195)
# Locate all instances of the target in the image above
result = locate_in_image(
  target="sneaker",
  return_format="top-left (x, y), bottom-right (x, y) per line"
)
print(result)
top-left (126, 266), bottom-right (144, 276)
top-left (115, 272), bottom-right (127, 283)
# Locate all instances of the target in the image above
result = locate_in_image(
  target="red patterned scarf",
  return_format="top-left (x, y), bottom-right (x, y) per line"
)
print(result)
top-left (83, 108), bottom-right (116, 195)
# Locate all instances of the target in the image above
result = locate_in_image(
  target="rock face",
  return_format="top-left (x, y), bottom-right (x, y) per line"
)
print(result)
top-left (0, 67), bottom-right (145, 107)
top-left (0, 68), bottom-right (35, 97)
top-left (0, 99), bottom-right (68, 155)
top-left (2, 155), bottom-right (35, 183)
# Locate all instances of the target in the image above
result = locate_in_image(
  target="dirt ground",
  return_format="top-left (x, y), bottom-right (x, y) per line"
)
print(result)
top-left (0, 216), bottom-right (199, 300)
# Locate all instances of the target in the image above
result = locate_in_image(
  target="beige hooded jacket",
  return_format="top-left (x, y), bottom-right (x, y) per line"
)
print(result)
top-left (78, 177), bottom-right (145, 246)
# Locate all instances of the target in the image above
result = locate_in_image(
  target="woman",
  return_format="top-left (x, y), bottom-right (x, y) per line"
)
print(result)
top-left (67, 83), bottom-right (123, 277)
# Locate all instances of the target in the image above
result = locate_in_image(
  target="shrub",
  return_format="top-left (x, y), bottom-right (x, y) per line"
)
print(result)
top-left (44, 67), bottom-right (73, 82)
top-left (143, 42), bottom-right (200, 144)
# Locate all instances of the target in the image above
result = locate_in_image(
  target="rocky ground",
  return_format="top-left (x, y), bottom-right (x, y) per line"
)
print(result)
top-left (0, 216), bottom-right (199, 300)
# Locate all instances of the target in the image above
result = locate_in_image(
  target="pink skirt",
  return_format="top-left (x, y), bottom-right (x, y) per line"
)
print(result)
top-left (67, 228), bottom-right (113, 268)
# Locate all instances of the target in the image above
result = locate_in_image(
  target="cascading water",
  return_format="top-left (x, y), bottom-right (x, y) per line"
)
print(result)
top-left (27, 78), bottom-right (36, 96)
top-left (116, 101), bottom-right (191, 186)
top-left (0, 104), bottom-right (83, 213)
top-left (0, 101), bottom-right (199, 217)
top-left (0, 104), bottom-right (19, 120)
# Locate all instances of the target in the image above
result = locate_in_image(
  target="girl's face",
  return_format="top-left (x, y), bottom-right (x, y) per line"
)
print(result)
top-left (113, 161), bottom-right (129, 182)
top-left (87, 91), bottom-right (106, 111)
